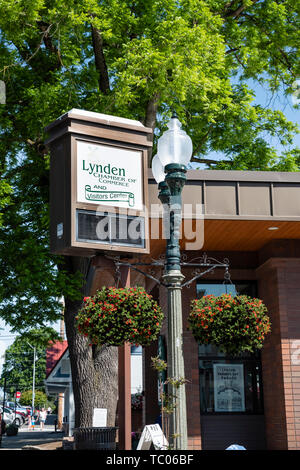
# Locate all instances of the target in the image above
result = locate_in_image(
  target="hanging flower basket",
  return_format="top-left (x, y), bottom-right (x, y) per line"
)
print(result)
top-left (131, 392), bottom-right (143, 410)
top-left (188, 294), bottom-right (271, 356)
top-left (76, 286), bottom-right (164, 347)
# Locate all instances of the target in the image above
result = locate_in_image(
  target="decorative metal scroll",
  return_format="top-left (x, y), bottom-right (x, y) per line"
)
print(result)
top-left (107, 253), bottom-right (230, 289)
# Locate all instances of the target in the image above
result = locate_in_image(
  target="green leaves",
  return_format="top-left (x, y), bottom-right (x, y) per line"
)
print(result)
top-left (0, 0), bottom-right (299, 336)
top-left (19, 389), bottom-right (49, 408)
top-left (188, 294), bottom-right (271, 356)
top-left (0, 178), bottom-right (12, 226)
top-left (76, 287), bottom-right (164, 347)
top-left (0, 327), bottom-right (58, 393)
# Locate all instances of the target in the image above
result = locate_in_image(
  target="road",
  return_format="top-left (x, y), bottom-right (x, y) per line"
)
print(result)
top-left (0, 415), bottom-right (64, 450)
top-left (0, 427), bottom-right (63, 450)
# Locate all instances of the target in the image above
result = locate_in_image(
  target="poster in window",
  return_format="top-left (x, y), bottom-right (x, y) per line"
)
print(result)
top-left (213, 364), bottom-right (245, 412)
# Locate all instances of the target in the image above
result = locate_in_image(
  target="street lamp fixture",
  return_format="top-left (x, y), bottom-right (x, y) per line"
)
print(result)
top-left (151, 113), bottom-right (192, 450)
top-left (157, 113), bottom-right (193, 167)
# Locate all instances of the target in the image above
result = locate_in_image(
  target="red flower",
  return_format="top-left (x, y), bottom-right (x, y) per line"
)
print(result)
top-left (77, 286), bottom-right (163, 347)
top-left (188, 293), bottom-right (271, 355)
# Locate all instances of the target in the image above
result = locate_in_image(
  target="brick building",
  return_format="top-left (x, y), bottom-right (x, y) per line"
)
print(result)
top-left (46, 109), bottom-right (300, 450)
top-left (141, 169), bottom-right (300, 450)
top-left (49, 167), bottom-right (300, 450)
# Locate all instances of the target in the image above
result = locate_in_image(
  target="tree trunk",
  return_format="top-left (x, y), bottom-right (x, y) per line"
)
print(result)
top-left (61, 256), bottom-right (119, 428)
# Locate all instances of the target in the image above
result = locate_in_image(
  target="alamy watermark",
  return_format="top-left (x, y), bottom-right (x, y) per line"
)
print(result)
top-left (94, 202), bottom-right (205, 250)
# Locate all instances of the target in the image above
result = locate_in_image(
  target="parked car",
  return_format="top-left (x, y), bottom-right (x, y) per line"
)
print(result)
top-left (13, 411), bottom-right (26, 427)
top-left (3, 407), bottom-right (26, 427)
top-left (5, 403), bottom-right (27, 424)
top-left (0, 406), bottom-right (14, 426)
top-left (5, 401), bottom-right (16, 409)
top-left (0, 413), bottom-right (3, 446)
top-left (6, 401), bottom-right (28, 414)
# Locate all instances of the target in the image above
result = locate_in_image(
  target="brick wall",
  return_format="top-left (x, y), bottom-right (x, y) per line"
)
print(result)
top-left (182, 282), bottom-right (202, 450)
top-left (257, 258), bottom-right (300, 449)
top-left (143, 340), bottom-right (160, 426)
top-left (146, 282), bottom-right (202, 450)
top-left (144, 248), bottom-right (300, 450)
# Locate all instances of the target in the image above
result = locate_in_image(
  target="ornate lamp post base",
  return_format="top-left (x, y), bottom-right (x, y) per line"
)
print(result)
top-left (162, 270), bottom-right (188, 450)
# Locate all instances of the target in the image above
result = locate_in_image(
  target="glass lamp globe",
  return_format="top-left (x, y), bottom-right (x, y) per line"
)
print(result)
top-left (151, 153), bottom-right (166, 184)
top-left (157, 115), bottom-right (193, 168)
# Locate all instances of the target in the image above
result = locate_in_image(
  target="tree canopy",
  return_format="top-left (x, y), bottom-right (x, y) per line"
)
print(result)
top-left (0, 0), bottom-right (299, 173)
top-left (19, 389), bottom-right (49, 409)
top-left (0, 329), bottom-right (51, 395)
top-left (0, 0), bottom-right (299, 424)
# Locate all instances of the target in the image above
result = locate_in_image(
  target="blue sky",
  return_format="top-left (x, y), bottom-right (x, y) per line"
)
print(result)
top-left (191, 77), bottom-right (299, 169)
top-left (251, 78), bottom-right (300, 148)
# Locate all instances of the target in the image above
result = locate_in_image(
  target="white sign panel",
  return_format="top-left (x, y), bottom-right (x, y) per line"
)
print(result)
top-left (137, 424), bottom-right (168, 450)
top-left (77, 141), bottom-right (143, 210)
top-left (92, 408), bottom-right (107, 427)
top-left (213, 364), bottom-right (245, 412)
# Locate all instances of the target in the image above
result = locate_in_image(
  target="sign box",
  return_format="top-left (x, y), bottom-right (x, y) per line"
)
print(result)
top-left (45, 109), bottom-right (153, 256)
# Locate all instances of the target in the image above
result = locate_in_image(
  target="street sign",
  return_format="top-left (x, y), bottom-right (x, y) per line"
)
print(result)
top-left (15, 391), bottom-right (21, 399)
top-left (46, 109), bottom-right (153, 256)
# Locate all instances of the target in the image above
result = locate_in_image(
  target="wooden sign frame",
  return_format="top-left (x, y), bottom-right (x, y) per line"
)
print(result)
top-left (46, 109), bottom-right (153, 256)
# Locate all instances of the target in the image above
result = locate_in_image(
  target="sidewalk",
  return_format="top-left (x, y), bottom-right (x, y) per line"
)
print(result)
top-left (0, 425), bottom-right (64, 450)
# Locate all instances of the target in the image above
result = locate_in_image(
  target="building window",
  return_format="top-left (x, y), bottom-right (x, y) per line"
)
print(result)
top-left (197, 281), bottom-right (264, 415)
top-left (131, 345), bottom-right (142, 356)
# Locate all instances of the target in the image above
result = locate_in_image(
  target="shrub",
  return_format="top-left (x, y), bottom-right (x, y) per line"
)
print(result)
top-left (20, 390), bottom-right (48, 408)
top-left (131, 392), bottom-right (143, 410)
top-left (6, 424), bottom-right (19, 436)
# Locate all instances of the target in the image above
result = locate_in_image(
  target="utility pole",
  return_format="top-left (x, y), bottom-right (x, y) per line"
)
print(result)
top-left (57, 299), bottom-right (65, 430)
top-left (1, 377), bottom-right (6, 419)
top-left (32, 346), bottom-right (36, 412)
top-left (27, 343), bottom-right (36, 413)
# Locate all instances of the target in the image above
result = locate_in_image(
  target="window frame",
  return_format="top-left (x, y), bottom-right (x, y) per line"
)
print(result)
top-left (197, 280), bottom-right (264, 416)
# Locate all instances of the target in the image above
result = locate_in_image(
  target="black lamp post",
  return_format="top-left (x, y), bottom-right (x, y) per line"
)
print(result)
top-left (152, 114), bottom-right (192, 450)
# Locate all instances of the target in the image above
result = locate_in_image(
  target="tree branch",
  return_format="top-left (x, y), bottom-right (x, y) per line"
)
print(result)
top-left (223, 0), bottom-right (260, 19)
top-left (191, 157), bottom-right (219, 165)
top-left (191, 156), bottom-right (235, 167)
top-left (12, 23), bottom-right (63, 74)
top-left (38, 23), bottom-right (63, 68)
top-left (225, 47), bottom-right (240, 55)
top-left (91, 26), bottom-right (110, 95)
top-left (243, 13), bottom-right (296, 77)
top-left (144, 93), bottom-right (160, 129)
top-left (26, 138), bottom-right (48, 156)
top-left (191, 123), bottom-right (215, 158)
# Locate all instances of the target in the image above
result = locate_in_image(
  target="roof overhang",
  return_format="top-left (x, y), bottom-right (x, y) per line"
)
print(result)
top-left (148, 169), bottom-right (300, 253)
top-left (46, 348), bottom-right (71, 385)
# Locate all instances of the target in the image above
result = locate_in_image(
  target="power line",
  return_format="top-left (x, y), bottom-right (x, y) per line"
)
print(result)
top-left (0, 335), bottom-right (18, 338)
